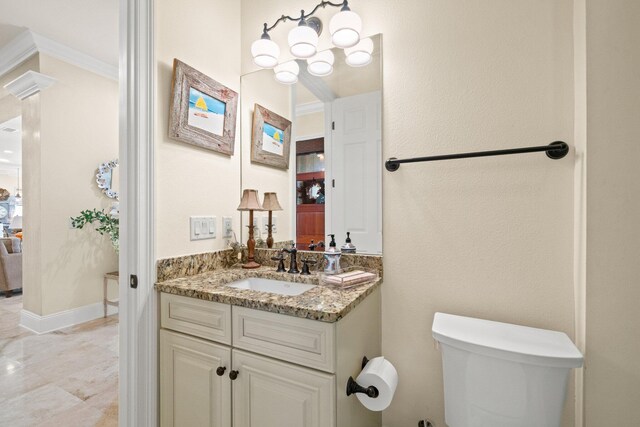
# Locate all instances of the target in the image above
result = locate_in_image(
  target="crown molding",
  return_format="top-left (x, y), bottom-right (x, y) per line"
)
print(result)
top-left (3, 70), bottom-right (57, 100)
top-left (0, 31), bottom-right (38, 77)
top-left (0, 30), bottom-right (118, 81)
top-left (295, 100), bottom-right (325, 117)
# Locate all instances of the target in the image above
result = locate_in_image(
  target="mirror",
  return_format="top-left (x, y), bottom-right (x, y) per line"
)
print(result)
top-left (96, 159), bottom-right (119, 200)
top-left (241, 34), bottom-right (382, 255)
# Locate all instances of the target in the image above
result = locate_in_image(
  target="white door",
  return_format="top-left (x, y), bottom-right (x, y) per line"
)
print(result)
top-left (330, 91), bottom-right (382, 254)
top-left (232, 349), bottom-right (336, 427)
top-left (160, 330), bottom-right (231, 427)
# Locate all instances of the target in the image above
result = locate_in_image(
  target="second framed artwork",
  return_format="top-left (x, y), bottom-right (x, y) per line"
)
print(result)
top-left (251, 104), bottom-right (292, 170)
top-left (169, 59), bottom-right (238, 155)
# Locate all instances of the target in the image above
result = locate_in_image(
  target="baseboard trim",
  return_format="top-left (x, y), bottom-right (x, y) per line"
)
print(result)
top-left (19, 302), bottom-right (118, 334)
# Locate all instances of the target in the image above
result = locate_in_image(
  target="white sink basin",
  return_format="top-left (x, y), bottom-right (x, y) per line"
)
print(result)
top-left (226, 277), bottom-right (316, 296)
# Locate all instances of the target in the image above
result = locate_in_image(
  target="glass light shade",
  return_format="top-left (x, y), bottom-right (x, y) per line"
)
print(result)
top-left (307, 50), bottom-right (334, 77)
top-left (251, 37), bottom-right (280, 68)
top-left (345, 37), bottom-right (374, 67)
top-left (288, 25), bottom-right (318, 58)
top-left (274, 61), bottom-right (299, 84)
top-left (237, 189), bottom-right (263, 211)
top-left (329, 10), bottom-right (362, 48)
top-left (9, 215), bottom-right (22, 229)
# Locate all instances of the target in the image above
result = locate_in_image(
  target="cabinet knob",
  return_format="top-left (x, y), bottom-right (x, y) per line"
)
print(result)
top-left (216, 366), bottom-right (226, 376)
top-left (229, 370), bottom-right (239, 380)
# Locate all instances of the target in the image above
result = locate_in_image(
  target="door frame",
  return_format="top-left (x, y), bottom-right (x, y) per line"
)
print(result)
top-left (119, 0), bottom-right (157, 425)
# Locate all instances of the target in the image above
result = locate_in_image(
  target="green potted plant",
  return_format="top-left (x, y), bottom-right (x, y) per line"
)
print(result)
top-left (71, 208), bottom-right (119, 253)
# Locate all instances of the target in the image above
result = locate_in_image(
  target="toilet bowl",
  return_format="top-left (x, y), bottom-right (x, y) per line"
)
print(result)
top-left (432, 312), bottom-right (583, 427)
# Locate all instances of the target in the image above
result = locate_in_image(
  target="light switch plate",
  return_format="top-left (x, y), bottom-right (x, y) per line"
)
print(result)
top-left (223, 216), bottom-right (233, 239)
top-left (190, 216), bottom-right (216, 241)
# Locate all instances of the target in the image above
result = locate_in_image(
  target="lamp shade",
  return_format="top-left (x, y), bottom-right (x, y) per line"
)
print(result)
top-left (307, 50), bottom-right (334, 77)
top-left (237, 189), bottom-right (263, 211)
top-left (274, 61), bottom-right (299, 84)
top-left (9, 215), bottom-right (22, 229)
top-left (262, 192), bottom-right (283, 211)
top-left (251, 37), bottom-right (280, 68)
top-left (329, 9), bottom-right (362, 48)
top-left (345, 37), bottom-right (374, 67)
top-left (288, 24), bottom-right (318, 58)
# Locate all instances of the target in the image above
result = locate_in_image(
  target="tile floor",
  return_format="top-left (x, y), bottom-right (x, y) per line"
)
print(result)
top-left (0, 295), bottom-right (118, 426)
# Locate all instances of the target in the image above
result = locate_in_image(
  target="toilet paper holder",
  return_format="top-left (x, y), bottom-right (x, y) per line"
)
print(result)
top-left (346, 357), bottom-right (379, 398)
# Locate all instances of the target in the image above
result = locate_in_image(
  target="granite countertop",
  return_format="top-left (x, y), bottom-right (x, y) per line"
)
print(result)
top-left (155, 266), bottom-right (381, 323)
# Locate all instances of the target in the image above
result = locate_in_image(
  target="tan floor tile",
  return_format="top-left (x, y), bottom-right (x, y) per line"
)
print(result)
top-left (0, 295), bottom-right (119, 425)
top-left (35, 401), bottom-right (109, 427)
top-left (0, 383), bottom-right (83, 426)
top-left (57, 356), bottom-right (119, 401)
top-left (0, 366), bottom-right (50, 403)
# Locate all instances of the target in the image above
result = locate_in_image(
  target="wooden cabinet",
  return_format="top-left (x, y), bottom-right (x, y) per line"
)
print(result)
top-left (159, 290), bottom-right (381, 427)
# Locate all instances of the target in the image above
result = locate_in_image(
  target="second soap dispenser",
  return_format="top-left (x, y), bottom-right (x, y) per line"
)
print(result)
top-left (323, 234), bottom-right (342, 274)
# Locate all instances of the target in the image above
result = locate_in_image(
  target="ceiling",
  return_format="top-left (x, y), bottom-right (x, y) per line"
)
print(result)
top-left (0, 0), bottom-right (118, 66)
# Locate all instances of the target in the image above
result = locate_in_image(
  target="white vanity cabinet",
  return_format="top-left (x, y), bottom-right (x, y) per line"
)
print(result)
top-left (159, 289), bottom-right (381, 427)
top-left (160, 330), bottom-right (231, 427)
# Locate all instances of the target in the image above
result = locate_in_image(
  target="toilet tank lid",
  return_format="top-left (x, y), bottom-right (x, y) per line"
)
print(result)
top-left (432, 313), bottom-right (583, 368)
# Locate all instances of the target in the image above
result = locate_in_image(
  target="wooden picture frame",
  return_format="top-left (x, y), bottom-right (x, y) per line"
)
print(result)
top-left (169, 59), bottom-right (238, 155)
top-left (251, 104), bottom-right (292, 170)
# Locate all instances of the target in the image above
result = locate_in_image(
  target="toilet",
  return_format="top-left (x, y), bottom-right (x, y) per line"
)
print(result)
top-left (432, 312), bottom-right (583, 427)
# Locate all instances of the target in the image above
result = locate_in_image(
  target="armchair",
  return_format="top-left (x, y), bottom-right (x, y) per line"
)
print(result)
top-left (0, 237), bottom-right (22, 297)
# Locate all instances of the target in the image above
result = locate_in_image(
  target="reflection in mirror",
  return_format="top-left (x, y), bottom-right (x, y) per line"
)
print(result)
top-left (241, 34), bottom-right (382, 255)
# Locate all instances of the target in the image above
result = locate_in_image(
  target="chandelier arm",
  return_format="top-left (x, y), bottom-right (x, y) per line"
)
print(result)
top-left (263, 0), bottom-right (347, 33)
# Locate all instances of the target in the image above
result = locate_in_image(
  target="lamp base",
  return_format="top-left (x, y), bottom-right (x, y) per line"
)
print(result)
top-left (242, 261), bottom-right (261, 269)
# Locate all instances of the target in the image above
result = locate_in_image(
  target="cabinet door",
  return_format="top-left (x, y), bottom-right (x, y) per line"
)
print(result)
top-left (232, 349), bottom-right (336, 427)
top-left (160, 329), bottom-right (231, 427)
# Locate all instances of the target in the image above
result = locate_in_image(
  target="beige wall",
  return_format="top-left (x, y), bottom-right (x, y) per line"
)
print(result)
top-left (241, 1), bottom-right (576, 426)
top-left (33, 54), bottom-right (118, 315)
top-left (295, 111), bottom-right (324, 139)
top-left (583, 0), bottom-right (640, 424)
top-left (155, 0), bottom-right (241, 259)
top-left (0, 56), bottom-right (41, 313)
top-left (3, 53), bottom-right (119, 316)
top-left (0, 172), bottom-right (21, 196)
top-left (240, 69), bottom-right (292, 243)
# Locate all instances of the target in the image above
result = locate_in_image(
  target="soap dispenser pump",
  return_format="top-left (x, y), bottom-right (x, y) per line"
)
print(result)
top-left (323, 234), bottom-right (342, 274)
top-left (341, 231), bottom-right (356, 254)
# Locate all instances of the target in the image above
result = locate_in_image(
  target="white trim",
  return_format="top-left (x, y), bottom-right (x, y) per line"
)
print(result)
top-left (0, 31), bottom-right (38, 77)
top-left (323, 101), bottom-right (334, 236)
top-left (0, 30), bottom-right (118, 81)
top-left (295, 132), bottom-right (325, 142)
top-left (295, 101), bottom-right (324, 117)
top-left (119, 0), bottom-right (157, 426)
top-left (3, 70), bottom-right (56, 100)
top-left (19, 303), bottom-right (118, 334)
top-left (33, 32), bottom-right (119, 81)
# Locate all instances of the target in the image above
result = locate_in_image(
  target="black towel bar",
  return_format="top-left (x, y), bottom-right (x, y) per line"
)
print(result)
top-left (385, 141), bottom-right (569, 172)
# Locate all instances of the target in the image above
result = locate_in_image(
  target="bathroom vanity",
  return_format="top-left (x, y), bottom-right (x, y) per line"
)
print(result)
top-left (156, 264), bottom-right (382, 427)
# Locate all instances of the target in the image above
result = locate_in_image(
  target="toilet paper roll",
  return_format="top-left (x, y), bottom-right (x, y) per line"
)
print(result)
top-left (355, 356), bottom-right (398, 411)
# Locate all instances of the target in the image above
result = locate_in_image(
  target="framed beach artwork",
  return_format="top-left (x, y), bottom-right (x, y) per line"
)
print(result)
top-left (169, 59), bottom-right (238, 155)
top-left (251, 104), bottom-right (292, 170)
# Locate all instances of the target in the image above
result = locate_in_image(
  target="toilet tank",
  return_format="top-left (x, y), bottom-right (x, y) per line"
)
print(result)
top-left (432, 313), bottom-right (583, 427)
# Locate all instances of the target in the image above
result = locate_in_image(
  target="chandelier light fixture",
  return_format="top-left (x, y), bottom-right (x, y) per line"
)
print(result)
top-left (274, 61), bottom-right (300, 84)
top-left (250, 1), bottom-right (371, 83)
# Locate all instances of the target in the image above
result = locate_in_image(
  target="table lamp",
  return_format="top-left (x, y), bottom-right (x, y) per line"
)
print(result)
top-left (261, 192), bottom-right (282, 249)
top-left (237, 189), bottom-right (263, 269)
